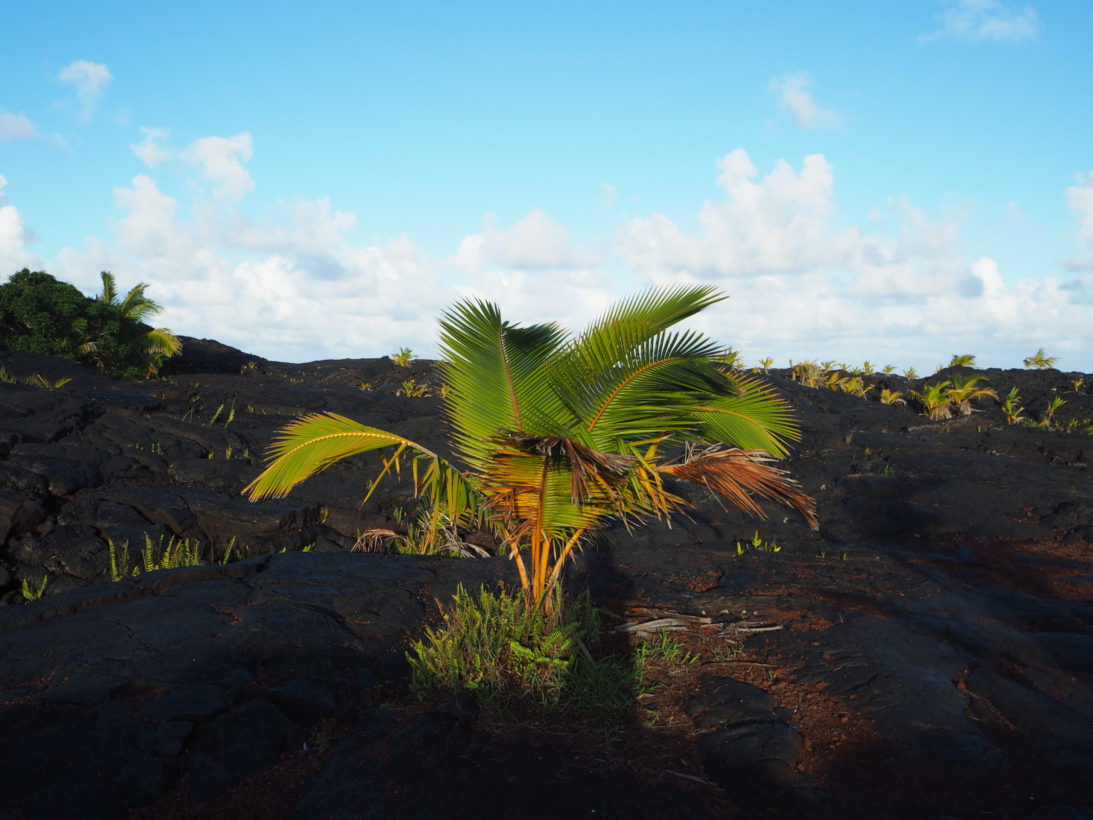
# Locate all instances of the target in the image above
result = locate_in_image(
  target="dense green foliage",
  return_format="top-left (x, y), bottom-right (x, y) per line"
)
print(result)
top-left (0, 269), bottom-right (180, 379)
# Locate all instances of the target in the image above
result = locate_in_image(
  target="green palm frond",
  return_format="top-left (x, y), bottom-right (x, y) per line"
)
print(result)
top-left (118, 282), bottom-right (163, 323)
top-left (567, 330), bottom-right (725, 441)
top-left (566, 285), bottom-right (726, 383)
top-left (97, 271), bottom-right (118, 306)
top-left (245, 412), bottom-right (459, 503)
top-left (693, 372), bottom-right (800, 456)
top-left (438, 299), bottom-right (573, 469)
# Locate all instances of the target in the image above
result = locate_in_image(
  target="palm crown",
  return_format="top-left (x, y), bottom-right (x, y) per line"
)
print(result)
top-left (246, 286), bottom-right (817, 608)
top-left (93, 272), bottom-right (182, 377)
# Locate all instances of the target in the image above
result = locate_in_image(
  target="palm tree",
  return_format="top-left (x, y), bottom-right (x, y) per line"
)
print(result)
top-left (94, 272), bottom-right (182, 377)
top-left (1023, 348), bottom-right (1058, 370)
top-left (949, 353), bottom-right (976, 368)
top-left (911, 380), bottom-right (953, 420)
top-left (947, 373), bottom-right (998, 415)
top-left (1001, 387), bottom-right (1025, 425)
top-left (245, 287), bottom-right (817, 611)
top-left (879, 388), bottom-right (906, 406)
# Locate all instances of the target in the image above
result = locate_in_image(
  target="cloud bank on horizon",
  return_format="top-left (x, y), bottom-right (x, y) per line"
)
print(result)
top-left (1, 0), bottom-right (1091, 372)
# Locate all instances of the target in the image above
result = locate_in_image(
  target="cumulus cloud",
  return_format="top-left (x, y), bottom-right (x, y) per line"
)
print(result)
top-left (36, 140), bottom-right (1093, 370)
top-left (225, 197), bottom-right (357, 259)
top-left (618, 149), bottom-right (850, 277)
top-left (459, 266), bottom-right (619, 337)
top-left (58, 60), bottom-right (113, 119)
top-left (615, 148), bottom-right (1091, 369)
top-left (112, 174), bottom-right (189, 260)
top-left (0, 202), bottom-right (41, 274)
top-left (0, 111), bottom-right (39, 142)
top-left (54, 167), bottom-right (448, 361)
top-left (923, 0), bottom-right (1042, 43)
top-left (130, 127), bottom-right (172, 167)
top-left (0, 205), bottom-right (28, 258)
top-left (769, 72), bottom-right (844, 131)
top-left (182, 132), bottom-right (255, 199)
top-left (451, 209), bottom-right (593, 272)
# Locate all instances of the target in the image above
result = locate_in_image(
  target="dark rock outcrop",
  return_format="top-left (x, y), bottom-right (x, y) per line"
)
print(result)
top-left (0, 347), bottom-right (1090, 818)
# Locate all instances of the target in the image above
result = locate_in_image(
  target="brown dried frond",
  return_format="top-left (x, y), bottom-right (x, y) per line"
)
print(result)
top-left (352, 528), bottom-right (401, 552)
top-left (662, 447), bottom-right (818, 530)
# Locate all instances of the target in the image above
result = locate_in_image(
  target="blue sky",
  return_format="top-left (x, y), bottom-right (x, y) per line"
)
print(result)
top-left (2, 0), bottom-right (1091, 371)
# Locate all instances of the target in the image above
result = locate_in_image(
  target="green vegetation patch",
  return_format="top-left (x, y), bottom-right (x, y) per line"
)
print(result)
top-left (410, 585), bottom-right (643, 716)
top-left (0, 269), bottom-right (180, 379)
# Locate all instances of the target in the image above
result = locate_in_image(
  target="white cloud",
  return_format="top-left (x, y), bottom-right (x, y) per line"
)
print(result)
top-left (769, 72), bottom-right (844, 131)
top-left (35, 142), bottom-right (1093, 370)
top-left (924, 0), bottom-right (1042, 43)
top-left (0, 203), bottom-right (40, 274)
top-left (58, 60), bottom-right (113, 119)
top-left (182, 132), bottom-right (255, 200)
top-left (617, 149), bottom-right (850, 277)
top-left (130, 126), bottom-right (172, 167)
top-left (452, 209), bottom-right (592, 272)
top-left (224, 197), bottom-right (357, 262)
top-left (460, 267), bottom-right (619, 337)
top-left (0, 174), bottom-right (7, 199)
top-left (615, 148), bottom-right (1092, 370)
top-left (56, 168), bottom-right (448, 361)
top-left (113, 174), bottom-right (186, 259)
top-left (0, 111), bottom-right (39, 142)
top-left (0, 205), bottom-right (28, 256)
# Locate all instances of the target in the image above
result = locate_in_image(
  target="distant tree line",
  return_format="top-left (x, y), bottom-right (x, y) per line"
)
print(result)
top-left (0, 269), bottom-right (181, 379)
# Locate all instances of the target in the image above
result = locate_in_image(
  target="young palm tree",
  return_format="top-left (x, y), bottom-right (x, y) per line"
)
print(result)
top-left (1001, 387), bottom-right (1026, 425)
top-left (1023, 348), bottom-right (1058, 370)
top-left (947, 373), bottom-right (998, 415)
top-left (911, 380), bottom-right (953, 420)
top-left (949, 353), bottom-right (976, 368)
top-left (245, 287), bottom-right (817, 610)
top-left (879, 388), bottom-right (906, 406)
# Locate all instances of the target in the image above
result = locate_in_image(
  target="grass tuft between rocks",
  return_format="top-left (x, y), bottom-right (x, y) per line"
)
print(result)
top-left (409, 585), bottom-right (650, 716)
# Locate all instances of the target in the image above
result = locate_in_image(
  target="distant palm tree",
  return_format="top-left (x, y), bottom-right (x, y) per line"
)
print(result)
top-left (1023, 348), bottom-right (1058, 370)
top-left (949, 353), bottom-right (976, 368)
top-left (94, 272), bottom-right (181, 377)
top-left (246, 286), bottom-right (817, 611)
top-left (912, 380), bottom-right (954, 420)
top-left (879, 388), bottom-right (906, 406)
top-left (947, 373), bottom-right (998, 415)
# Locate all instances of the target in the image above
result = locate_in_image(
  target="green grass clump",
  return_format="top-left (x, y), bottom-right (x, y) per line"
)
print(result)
top-left (409, 585), bottom-right (638, 715)
top-left (107, 533), bottom-right (244, 581)
top-left (109, 533), bottom-right (204, 580)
